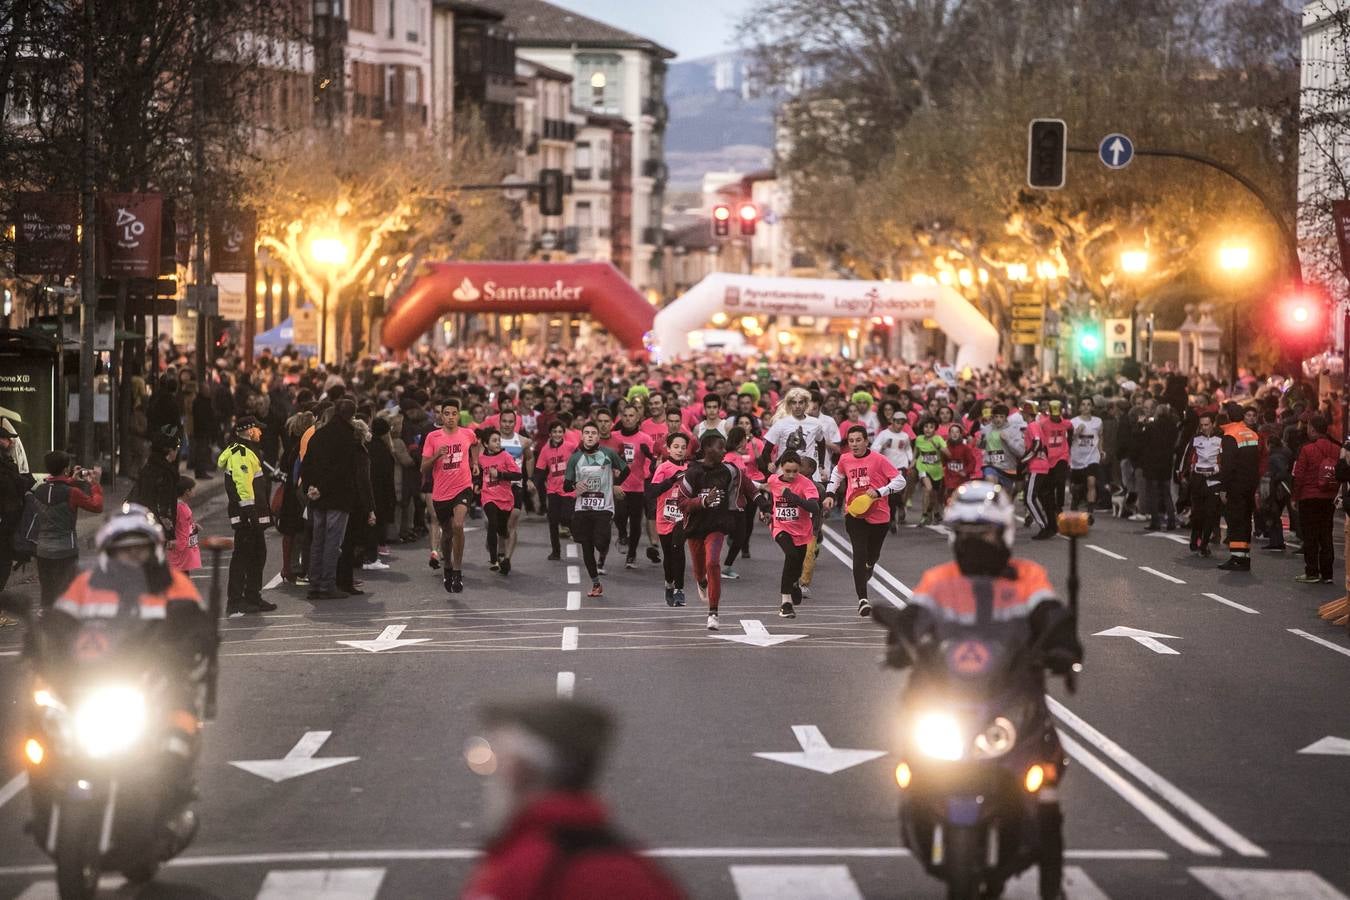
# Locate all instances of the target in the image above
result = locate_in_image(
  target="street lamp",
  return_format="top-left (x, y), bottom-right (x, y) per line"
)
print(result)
top-left (1216, 241), bottom-right (1254, 386)
top-left (308, 234), bottom-right (351, 363)
top-left (1120, 250), bottom-right (1149, 275)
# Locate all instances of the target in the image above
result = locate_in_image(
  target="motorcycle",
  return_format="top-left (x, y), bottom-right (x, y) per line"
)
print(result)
top-left (873, 512), bottom-right (1087, 900)
top-left (2, 535), bottom-right (232, 900)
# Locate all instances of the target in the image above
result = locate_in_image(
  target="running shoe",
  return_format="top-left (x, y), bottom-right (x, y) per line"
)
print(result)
top-left (625, 559), bottom-right (637, 569)
top-left (429, 553), bottom-right (441, 570)
top-left (0, 614), bottom-right (16, 628)
top-left (443, 571), bottom-right (454, 594)
top-left (489, 560), bottom-right (500, 572)
top-left (673, 589), bottom-right (686, 607)
top-left (362, 560), bottom-right (390, 571)
top-left (706, 613), bottom-right (719, 630)
top-left (252, 598), bottom-right (279, 611)
top-left (588, 582), bottom-right (604, 597)
top-left (452, 571), bottom-right (464, 593)
top-left (665, 586), bottom-right (675, 607)
top-left (858, 598), bottom-right (872, 617)
top-left (499, 558), bottom-right (511, 575)
top-left (1294, 574), bottom-right (1322, 584)
top-left (646, 545), bottom-right (661, 564)
top-left (779, 601), bottom-right (796, 619)
top-left (722, 568), bottom-right (740, 580)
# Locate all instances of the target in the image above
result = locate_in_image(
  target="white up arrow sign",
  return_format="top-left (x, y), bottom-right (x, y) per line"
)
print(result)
top-left (1299, 736), bottom-right (1350, 756)
top-left (230, 731), bottom-right (359, 783)
top-left (755, 726), bottom-right (886, 774)
top-left (1094, 626), bottom-right (1181, 655)
top-left (712, 619), bottom-right (806, 648)
top-left (337, 624), bottom-right (429, 653)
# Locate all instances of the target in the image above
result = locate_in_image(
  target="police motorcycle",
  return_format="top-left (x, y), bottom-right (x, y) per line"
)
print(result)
top-left (873, 484), bottom-right (1085, 900)
top-left (2, 505), bottom-right (232, 899)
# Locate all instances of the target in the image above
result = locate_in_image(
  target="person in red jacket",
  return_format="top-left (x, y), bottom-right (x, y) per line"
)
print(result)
top-left (1292, 415), bottom-right (1340, 584)
top-left (460, 699), bottom-right (685, 900)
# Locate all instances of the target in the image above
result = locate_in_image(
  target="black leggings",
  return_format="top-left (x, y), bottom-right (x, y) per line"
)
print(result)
top-left (572, 510), bottom-right (612, 581)
top-left (775, 532), bottom-right (808, 595)
top-left (660, 528), bottom-right (686, 588)
top-left (725, 507), bottom-right (757, 565)
top-left (616, 491), bottom-right (645, 557)
top-left (484, 502), bottom-right (511, 561)
top-left (845, 515), bottom-right (889, 600)
top-left (547, 493), bottom-right (575, 556)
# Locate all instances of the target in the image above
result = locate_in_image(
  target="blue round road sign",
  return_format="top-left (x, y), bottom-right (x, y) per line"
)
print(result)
top-left (1099, 133), bottom-right (1134, 170)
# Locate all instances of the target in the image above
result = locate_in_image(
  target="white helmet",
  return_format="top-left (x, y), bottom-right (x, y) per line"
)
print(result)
top-left (943, 480), bottom-right (1016, 550)
top-left (96, 503), bottom-right (166, 566)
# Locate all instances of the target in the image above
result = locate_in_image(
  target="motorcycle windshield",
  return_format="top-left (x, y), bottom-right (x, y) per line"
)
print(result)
top-left (919, 619), bottom-right (1038, 697)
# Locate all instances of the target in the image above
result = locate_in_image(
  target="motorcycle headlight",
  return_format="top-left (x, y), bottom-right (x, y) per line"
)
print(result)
top-left (73, 685), bottom-right (147, 759)
top-left (913, 712), bottom-right (965, 761)
top-left (973, 716), bottom-right (1017, 759)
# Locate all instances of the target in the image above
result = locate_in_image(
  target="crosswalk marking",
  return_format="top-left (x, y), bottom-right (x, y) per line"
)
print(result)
top-left (15, 877), bottom-right (122, 899)
top-left (1189, 867), bottom-right (1350, 900)
top-left (1005, 865), bottom-right (1110, 900)
top-left (256, 867), bottom-right (386, 899)
top-left (730, 864), bottom-right (864, 899)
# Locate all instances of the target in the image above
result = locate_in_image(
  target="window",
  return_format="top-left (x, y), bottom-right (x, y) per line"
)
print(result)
top-left (575, 53), bottom-right (623, 115)
top-left (350, 0), bottom-right (374, 32)
top-left (576, 202), bottom-right (593, 235)
top-left (387, 0), bottom-right (395, 37)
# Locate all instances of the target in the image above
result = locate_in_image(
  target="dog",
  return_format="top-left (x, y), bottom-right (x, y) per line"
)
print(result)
top-left (1110, 487), bottom-right (1128, 518)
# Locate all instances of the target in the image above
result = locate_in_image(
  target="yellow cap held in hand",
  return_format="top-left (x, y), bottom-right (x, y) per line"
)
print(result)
top-left (847, 493), bottom-right (876, 517)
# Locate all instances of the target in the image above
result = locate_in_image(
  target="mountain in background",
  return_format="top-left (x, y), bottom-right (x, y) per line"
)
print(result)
top-left (665, 51), bottom-right (776, 188)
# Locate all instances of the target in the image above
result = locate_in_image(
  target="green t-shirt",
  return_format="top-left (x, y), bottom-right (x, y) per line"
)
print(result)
top-left (914, 434), bottom-right (947, 479)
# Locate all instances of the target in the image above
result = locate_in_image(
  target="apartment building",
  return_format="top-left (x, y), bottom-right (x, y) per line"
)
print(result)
top-left (473, 0), bottom-right (674, 293)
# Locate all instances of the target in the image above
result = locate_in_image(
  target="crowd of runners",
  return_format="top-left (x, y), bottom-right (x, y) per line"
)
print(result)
top-left (118, 343), bottom-right (1347, 621)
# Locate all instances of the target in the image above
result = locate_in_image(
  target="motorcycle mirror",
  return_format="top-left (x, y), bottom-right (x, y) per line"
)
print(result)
top-left (201, 536), bottom-right (235, 552)
top-left (1057, 511), bottom-right (1091, 538)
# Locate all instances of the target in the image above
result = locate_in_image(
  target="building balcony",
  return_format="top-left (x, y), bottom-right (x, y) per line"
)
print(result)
top-left (642, 97), bottom-right (668, 122)
top-left (542, 119), bottom-right (577, 142)
top-left (574, 167), bottom-right (592, 181)
top-left (641, 159), bottom-right (667, 181)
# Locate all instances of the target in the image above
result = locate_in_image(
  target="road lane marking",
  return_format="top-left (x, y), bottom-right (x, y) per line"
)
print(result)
top-left (0, 847), bottom-right (1168, 875)
top-left (14, 877), bottom-right (123, 899)
top-left (730, 864), bottom-right (863, 900)
top-left (1057, 732), bottom-right (1220, 856)
top-left (1006, 866), bottom-right (1110, 900)
top-left (556, 671), bottom-right (575, 698)
top-left (256, 867), bottom-right (386, 899)
top-left (1189, 867), bottom-right (1350, 899)
top-left (1094, 626), bottom-right (1182, 655)
top-left (567, 565), bottom-right (580, 584)
top-left (0, 772), bottom-right (28, 811)
top-left (754, 726), bottom-right (885, 774)
top-left (1050, 697), bottom-right (1266, 858)
top-left (1086, 544), bottom-right (1126, 560)
top-left (229, 731), bottom-right (359, 783)
top-left (1138, 566), bottom-right (1185, 584)
top-left (561, 626), bottom-right (578, 651)
top-left (1146, 532), bottom-right (1192, 545)
top-left (1202, 592), bottom-right (1259, 615)
top-left (566, 544), bottom-right (578, 558)
top-left (566, 591), bottom-right (580, 611)
top-left (1288, 628), bottom-right (1350, 659)
top-left (820, 529), bottom-right (908, 607)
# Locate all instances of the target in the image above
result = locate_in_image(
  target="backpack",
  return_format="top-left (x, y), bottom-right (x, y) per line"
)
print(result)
top-left (12, 491), bottom-right (41, 557)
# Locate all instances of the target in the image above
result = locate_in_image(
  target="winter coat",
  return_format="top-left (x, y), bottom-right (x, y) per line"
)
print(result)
top-left (126, 453), bottom-right (180, 532)
top-left (27, 476), bottom-right (104, 559)
top-left (275, 438), bottom-right (307, 536)
top-left (1293, 436), bottom-right (1340, 502)
top-left (1140, 415), bottom-right (1178, 481)
top-left (301, 419), bottom-right (359, 513)
top-left (368, 436), bottom-right (397, 522)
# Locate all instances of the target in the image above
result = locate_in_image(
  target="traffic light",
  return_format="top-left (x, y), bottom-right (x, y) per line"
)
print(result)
top-left (1077, 322), bottom-right (1102, 363)
top-left (1279, 292), bottom-right (1328, 348)
top-left (539, 169), bottom-right (565, 217)
top-left (1027, 119), bottom-right (1067, 190)
top-left (712, 203), bottom-right (731, 238)
top-left (737, 201), bottom-right (758, 236)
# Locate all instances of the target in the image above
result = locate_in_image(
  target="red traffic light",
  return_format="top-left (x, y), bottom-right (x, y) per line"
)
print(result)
top-left (1281, 293), bottom-right (1325, 333)
top-left (737, 202), bottom-right (758, 236)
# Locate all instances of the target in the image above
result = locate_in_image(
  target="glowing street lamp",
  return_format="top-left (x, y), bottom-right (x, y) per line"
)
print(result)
top-left (307, 233), bottom-right (351, 363)
top-left (1218, 244), bottom-right (1251, 274)
top-left (1120, 250), bottom-right (1149, 275)
top-left (1006, 262), bottom-right (1029, 282)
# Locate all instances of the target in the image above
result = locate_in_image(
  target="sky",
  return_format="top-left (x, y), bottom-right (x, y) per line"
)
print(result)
top-left (547, 0), bottom-right (757, 61)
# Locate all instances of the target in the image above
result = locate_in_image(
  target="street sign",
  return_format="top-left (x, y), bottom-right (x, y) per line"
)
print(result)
top-left (1012, 334), bottom-right (1040, 345)
top-left (1012, 304), bottom-right (1045, 319)
top-left (1105, 317), bottom-right (1132, 359)
top-left (1011, 319), bottom-right (1042, 334)
top-left (1099, 133), bottom-right (1135, 170)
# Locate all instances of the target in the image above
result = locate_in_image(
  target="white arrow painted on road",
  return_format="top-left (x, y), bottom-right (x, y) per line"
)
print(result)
top-left (1094, 626), bottom-right (1181, 655)
top-left (755, 726), bottom-right (886, 774)
top-left (230, 731), bottom-right (359, 783)
top-left (337, 624), bottom-right (430, 653)
top-left (712, 619), bottom-right (806, 648)
top-left (1298, 736), bottom-right (1350, 756)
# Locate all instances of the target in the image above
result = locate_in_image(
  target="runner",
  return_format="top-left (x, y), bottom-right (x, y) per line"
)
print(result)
top-left (608, 403), bottom-right (658, 569)
top-left (722, 422), bottom-right (766, 580)
top-left (979, 403), bottom-right (1023, 493)
top-left (477, 428), bottom-right (523, 575)
top-left (762, 451), bottom-right (820, 619)
top-left (913, 417), bottom-right (948, 525)
top-left (648, 432), bottom-right (691, 607)
top-left (677, 431), bottom-right (758, 630)
top-left (496, 408), bottom-right (533, 524)
top-left (760, 387), bottom-right (831, 475)
top-left (1023, 402), bottom-right (1058, 540)
top-left (535, 420), bottom-right (578, 561)
top-left (1069, 397), bottom-right (1103, 517)
top-left (871, 410), bottom-right (916, 532)
top-left (420, 398), bottom-right (480, 594)
top-left (563, 423), bottom-right (628, 597)
top-left (1041, 399), bottom-right (1074, 518)
top-left (823, 424), bottom-right (906, 616)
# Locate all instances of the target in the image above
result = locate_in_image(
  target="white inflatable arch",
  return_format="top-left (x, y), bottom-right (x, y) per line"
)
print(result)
top-left (652, 273), bottom-right (999, 369)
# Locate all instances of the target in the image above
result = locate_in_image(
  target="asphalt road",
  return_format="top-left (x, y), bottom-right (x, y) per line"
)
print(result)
top-left (0, 492), bottom-right (1348, 899)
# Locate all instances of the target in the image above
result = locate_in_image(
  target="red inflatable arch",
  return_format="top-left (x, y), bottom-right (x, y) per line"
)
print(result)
top-left (382, 261), bottom-right (655, 352)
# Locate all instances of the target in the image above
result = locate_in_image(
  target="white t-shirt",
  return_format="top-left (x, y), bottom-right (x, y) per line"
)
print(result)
top-left (694, 419), bottom-right (729, 440)
top-left (871, 427), bottom-right (914, 469)
top-left (764, 414), bottom-right (830, 468)
top-left (1069, 416), bottom-right (1103, 468)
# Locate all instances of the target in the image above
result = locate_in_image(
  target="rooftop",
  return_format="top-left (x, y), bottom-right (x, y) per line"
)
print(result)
top-left (473, 0), bottom-right (676, 58)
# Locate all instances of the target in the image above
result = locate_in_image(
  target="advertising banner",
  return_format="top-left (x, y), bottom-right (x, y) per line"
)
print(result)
top-left (14, 192), bottom-right (79, 276)
top-left (214, 272), bottom-right (248, 321)
top-left (210, 209), bottom-right (256, 274)
top-left (292, 306), bottom-right (319, 346)
top-left (99, 193), bottom-right (163, 278)
top-left (0, 350), bottom-right (57, 471)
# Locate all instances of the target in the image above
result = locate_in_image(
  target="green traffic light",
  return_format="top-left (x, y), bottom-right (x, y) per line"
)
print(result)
top-left (1079, 333), bottom-right (1101, 353)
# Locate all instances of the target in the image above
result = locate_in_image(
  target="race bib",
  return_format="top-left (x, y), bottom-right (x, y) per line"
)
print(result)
top-left (986, 450), bottom-right (1007, 468)
top-left (550, 459), bottom-right (566, 475)
top-left (920, 452), bottom-right (939, 465)
top-left (699, 488), bottom-right (720, 508)
top-left (187, 532), bottom-right (199, 548)
top-left (1048, 432), bottom-right (1065, 448)
top-left (774, 500), bottom-right (800, 521)
top-left (578, 492), bottom-right (606, 511)
top-left (623, 445), bottom-right (636, 462)
top-left (947, 460), bottom-right (964, 473)
top-left (662, 500), bottom-right (683, 522)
